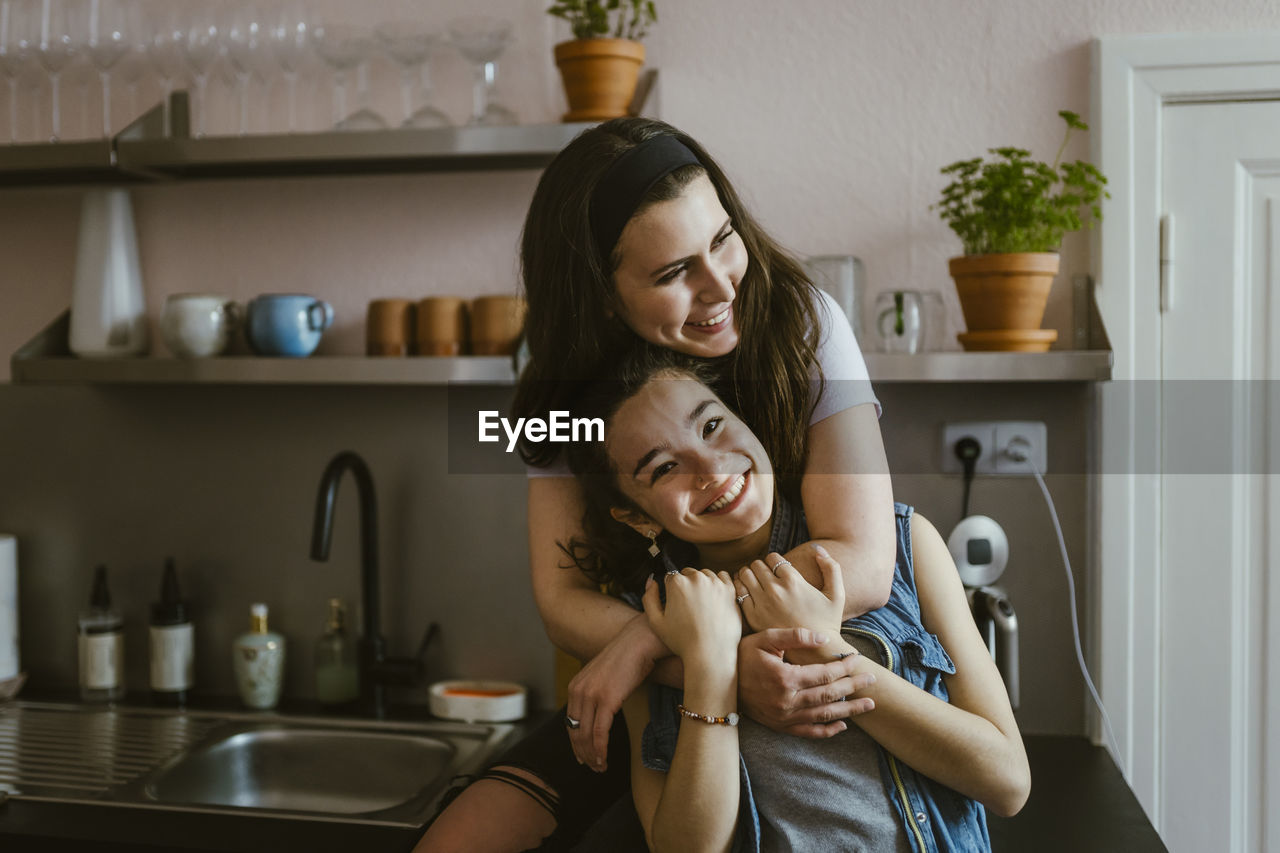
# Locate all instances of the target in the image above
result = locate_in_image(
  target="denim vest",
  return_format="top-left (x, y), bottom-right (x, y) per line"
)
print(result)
top-left (640, 502), bottom-right (991, 853)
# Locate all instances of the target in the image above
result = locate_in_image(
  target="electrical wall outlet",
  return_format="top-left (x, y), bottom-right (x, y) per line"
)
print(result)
top-left (992, 421), bottom-right (1047, 474)
top-left (941, 421), bottom-right (1047, 475)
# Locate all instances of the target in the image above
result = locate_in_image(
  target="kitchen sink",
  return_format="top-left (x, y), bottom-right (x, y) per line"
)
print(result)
top-left (140, 724), bottom-right (458, 816)
top-left (1, 701), bottom-right (516, 827)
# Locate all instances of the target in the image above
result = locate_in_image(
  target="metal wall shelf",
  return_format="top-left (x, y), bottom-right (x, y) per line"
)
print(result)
top-left (10, 313), bottom-right (516, 385)
top-left (0, 94), bottom-right (595, 186)
top-left (12, 313), bottom-right (1112, 386)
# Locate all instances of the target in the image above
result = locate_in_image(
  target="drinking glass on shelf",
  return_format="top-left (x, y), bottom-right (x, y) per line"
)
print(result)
top-left (224, 2), bottom-right (268, 136)
top-left (112, 17), bottom-right (146, 126)
top-left (182, 4), bottom-right (220, 137)
top-left (448, 15), bottom-right (515, 126)
top-left (86, 0), bottom-right (134, 137)
top-left (35, 0), bottom-right (81, 141)
top-left (267, 0), bottom-right (309, 132)
top-left (340, 56), bottom-right (386, 130)
top-left (146, 0), bottom-right (185, 133)
top-left (374, 20), bottom-right (449, 130)
top-left (0, 0), bottom-right (34, 143)
top-left (313, 21), bottom-right (382, 130)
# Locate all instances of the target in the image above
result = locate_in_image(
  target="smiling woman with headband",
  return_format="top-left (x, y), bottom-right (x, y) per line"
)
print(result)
top-left (416, 118), bottom-right (897, 852)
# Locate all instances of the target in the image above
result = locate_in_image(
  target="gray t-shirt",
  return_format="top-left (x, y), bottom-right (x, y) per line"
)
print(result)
top-left (736, 631), bottom-right (911, 853)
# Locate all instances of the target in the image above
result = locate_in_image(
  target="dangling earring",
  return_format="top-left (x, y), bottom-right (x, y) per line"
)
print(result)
top-left (646, 530), bottom-right (661, 558)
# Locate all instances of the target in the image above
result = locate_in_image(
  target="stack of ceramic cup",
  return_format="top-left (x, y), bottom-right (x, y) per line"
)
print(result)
top-left (366, 295), bottom-right (526, 356)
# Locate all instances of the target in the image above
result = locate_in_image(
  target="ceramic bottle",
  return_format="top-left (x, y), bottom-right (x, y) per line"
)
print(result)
top-left (232, 603), bottom-right (285, 710)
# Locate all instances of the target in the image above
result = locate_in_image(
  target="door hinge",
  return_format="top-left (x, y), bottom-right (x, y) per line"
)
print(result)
top-left (1159, 213), bottom-right (1174, 313)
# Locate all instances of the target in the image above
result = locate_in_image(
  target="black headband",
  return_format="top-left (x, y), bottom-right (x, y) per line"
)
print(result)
top-left (590, 135), bottom-right (702, 259)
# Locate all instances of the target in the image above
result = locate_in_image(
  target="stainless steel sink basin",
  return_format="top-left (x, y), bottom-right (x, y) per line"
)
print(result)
top-left (142, 725), bottom-right (457, 816)
top-left (2, 701), bottom-right (516, 827)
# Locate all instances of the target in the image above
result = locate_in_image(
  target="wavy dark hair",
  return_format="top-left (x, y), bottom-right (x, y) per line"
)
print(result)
top-left (513, 117), bottom-right (822, 479)
top-left (559, 346), bottom-right (717, 596)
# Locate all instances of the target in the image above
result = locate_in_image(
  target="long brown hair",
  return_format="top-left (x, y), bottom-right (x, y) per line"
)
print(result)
top-left (513, 117), bottom-right (821, 477)
top-left (560, 347), bottom-right (718, 596)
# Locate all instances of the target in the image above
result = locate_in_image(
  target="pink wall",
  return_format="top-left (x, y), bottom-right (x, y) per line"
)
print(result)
top-left (4, 0), bottom-right (1280, 378)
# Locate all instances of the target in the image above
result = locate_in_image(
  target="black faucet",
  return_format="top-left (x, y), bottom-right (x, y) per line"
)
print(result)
top-left (310, 450), bottom-right (428, 719)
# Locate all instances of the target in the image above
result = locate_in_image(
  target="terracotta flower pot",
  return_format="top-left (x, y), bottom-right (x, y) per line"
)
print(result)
top-left (554, 38), bottom-right (645, 122)
top-left (948, 252), bottom-right (1060, 350)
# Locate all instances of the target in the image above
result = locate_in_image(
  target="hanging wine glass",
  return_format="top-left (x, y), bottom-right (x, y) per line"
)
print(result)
top-left (447, 15), bottom-right (516, 127)
top-left (267, 0), bottom-right (309, 133)
top-left (86, 0), bottom-right (133, 137)
top-left (224, 2), bottom-right (268, 136)
top-left (313, 21), bottom-right (384, 131)
top-left (35, 0), bottom-right (81, 141)
top-left (181, 3), bottom-right (219, 137)
top-left (374, 21), bottom-right (450, 130)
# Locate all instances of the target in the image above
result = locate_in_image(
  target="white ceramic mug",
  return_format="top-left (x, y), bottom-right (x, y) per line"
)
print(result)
top-left (160, 294), bottom-right (242, 359)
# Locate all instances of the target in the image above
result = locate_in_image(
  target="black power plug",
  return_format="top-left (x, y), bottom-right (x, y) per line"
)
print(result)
top-left (954, 436), bottom-right (982, 518)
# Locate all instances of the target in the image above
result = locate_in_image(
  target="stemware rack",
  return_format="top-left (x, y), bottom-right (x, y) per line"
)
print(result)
top-left (0, 91), bottom-right (597, 185)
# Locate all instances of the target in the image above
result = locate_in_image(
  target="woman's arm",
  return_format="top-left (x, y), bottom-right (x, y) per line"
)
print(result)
top-left (529, 476), bottom-right (682, 769)
top-left (786, 402), bottom-right (896, 618)
top-left (754, 520), bottom-right (1030, 817)
top-left (531, 475), bottom-right (871, 770)
top-left (629, 572), bottom-right (741, 853)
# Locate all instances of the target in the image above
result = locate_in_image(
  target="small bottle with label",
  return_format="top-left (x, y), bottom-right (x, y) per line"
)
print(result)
top-left (232, 602), bottom-right (285, 710)
top-left (78, 565), bottom-right (124, 703)
top-left (315, 598), bottom-right (358, 707)
top-left (149, 558), bottom-right (194, 706)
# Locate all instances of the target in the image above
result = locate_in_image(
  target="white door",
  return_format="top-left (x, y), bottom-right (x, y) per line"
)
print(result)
top-left (1158, 100), bottom-right (1280, 853)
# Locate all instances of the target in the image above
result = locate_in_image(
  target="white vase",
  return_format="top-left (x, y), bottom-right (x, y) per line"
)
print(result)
top-left (69, 189), bottom-right (149, 358)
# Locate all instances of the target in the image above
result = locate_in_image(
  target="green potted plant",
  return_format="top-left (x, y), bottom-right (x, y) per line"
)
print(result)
top-left (933, 110), bottom-right (1109, 351)
top-left (547, 0), bottom-right (657, 122)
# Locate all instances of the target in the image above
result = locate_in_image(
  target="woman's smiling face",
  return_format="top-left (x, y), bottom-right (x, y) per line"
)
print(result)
top-left (606, 374), bottom-right (773, 545)
top-left (611, 173), bottom-right (748, 358)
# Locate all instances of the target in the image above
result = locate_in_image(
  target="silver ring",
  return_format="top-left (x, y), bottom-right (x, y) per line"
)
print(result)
top-left (771, 559), bottom-right (792, 575)
top-left (564, 714), bottom-right (581, 730)
top-left (735, 593), bottom-right (750, 604)
top-left (666, 569), bottom-right (680, 576)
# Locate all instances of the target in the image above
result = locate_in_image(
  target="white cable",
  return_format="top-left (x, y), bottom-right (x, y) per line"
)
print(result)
top-left (1004, 443), bottom-right (1125, 771)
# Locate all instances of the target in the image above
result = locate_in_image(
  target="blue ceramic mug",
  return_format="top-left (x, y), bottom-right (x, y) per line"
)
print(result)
top-left (245, 294), bottom-right (335, 357)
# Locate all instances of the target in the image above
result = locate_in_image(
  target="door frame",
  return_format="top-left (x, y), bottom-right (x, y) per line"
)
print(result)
top-left (1092, 31), bottom-right (1280, 833)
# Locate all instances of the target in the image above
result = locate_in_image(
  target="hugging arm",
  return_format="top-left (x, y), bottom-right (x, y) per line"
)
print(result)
top-left (529, 477), bottom-right (683, 770)
top-left (786, 402), bottom-right (897, 618)
top-left (531, 475), bottom-right (875, 769)
top-left (741, 516), bottom-right (1031, 817)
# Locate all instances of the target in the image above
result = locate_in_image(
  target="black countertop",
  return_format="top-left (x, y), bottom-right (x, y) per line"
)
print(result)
top-left (988, 736), bottom-right (1167, 853)
top-left (0, 733), bottom-right (1165, 852)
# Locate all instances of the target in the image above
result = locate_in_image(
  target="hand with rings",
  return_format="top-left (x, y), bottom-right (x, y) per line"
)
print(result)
top-left (735, 549), bottom-right (844, 636)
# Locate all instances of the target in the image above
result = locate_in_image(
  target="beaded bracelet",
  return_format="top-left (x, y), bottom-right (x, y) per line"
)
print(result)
top-left (677, 704), bottom-right (740, 726)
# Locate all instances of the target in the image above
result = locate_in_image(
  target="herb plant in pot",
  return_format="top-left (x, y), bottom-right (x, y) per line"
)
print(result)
top-left (548, 0), bottom-right (657, 122)
top-left (933, 111), bottom-right (1108, 351)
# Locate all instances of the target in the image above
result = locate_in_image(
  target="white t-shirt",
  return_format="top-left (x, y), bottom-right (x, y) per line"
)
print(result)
top-left (526, 286), bottom-right (880, 478)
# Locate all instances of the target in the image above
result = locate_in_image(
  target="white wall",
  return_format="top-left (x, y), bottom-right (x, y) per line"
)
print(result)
top-left (5, 0), bottom-right (1280, 374)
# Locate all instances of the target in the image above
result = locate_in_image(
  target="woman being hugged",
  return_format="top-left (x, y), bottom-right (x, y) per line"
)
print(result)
top-left (570, 350), bottom-right (1029, 851)
top-left (418, 118), bottom-right (895, 852)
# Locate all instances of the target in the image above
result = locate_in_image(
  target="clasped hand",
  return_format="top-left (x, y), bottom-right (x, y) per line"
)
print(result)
top-left (565, 548), bottom-right (876, 771)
